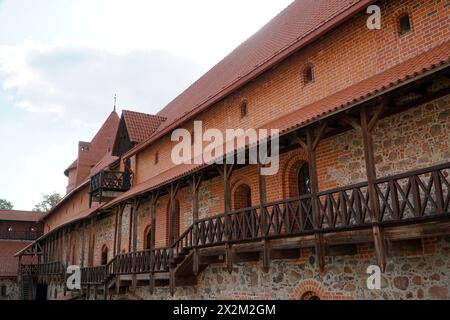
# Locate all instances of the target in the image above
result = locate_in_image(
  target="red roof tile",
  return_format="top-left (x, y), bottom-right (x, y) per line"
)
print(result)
top-left (104, 41), bottom-right (450, 209)
top-left (124, 0), bottom-right (376, 158)
top-left (122, 110), bottom-right (166, 143)
top-left (64, 111), bottom-right (120, 177)
top-left (0, 210), bottom-right (46, 222)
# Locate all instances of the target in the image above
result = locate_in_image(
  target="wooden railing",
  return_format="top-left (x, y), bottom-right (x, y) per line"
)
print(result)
top-left (81, 265), bottom-right (107, 285)
top-left (0, 230), bottom-right (40, 241)
top-left (90, 170), bottom-right (131, 194)
top-left (71, 163), bottom-right (450, 286)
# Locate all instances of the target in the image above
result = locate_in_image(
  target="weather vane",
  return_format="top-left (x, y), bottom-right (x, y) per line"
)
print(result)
top-left (113, 93), bottom-right (117, 112)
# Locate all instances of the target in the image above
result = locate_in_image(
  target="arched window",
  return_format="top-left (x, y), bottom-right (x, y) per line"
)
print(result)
top-left (144, 225), bottom-right (152, 250)
top-left (303, 64), bottom-right (314, 85)
top-left (166, 199), bottom-right (180, 245)
top-left (101, 245), bottom-right (108, 265)
top-left (233, 184), bottom-right (252, 210)
top-left (297, 163), bottom-right (311, 196)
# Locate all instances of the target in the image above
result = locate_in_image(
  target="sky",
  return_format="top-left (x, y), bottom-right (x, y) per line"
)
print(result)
top-left (0, 0), bottom-right (293, 210)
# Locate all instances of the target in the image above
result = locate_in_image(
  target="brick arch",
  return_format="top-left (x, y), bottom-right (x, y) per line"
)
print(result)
top-left (290, 279), bottom-right (352, 300)
top-left (281, 150), bottom-right (308, 199)
top-left (143, 224), bottom-right (152, 249)
top-left (231, 177), bottom-right (254, 210)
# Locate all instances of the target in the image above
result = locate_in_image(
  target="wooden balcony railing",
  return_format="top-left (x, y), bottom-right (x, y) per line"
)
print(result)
top-left (60, 162), bottom-right (450, 286)
top-left (0, 230), bottom-right (40, 241)
top-left (90, 170), bottom-right (131, 194)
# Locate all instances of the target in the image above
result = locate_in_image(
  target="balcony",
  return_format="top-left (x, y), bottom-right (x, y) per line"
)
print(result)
top-left (81, 162), bottom-right (449, 288)
top-left (89, 170), bottom-right (131, 205)
top-left (0, 230), bottom-right (40, 241)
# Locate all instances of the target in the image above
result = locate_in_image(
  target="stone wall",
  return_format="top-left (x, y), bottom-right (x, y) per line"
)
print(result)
top-left (0, 279), bottom-right (19, 300)
top-left (118, 237), bottom-right (450, 300)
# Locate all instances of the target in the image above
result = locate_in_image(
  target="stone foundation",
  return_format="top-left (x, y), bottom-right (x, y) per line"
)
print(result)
top-left (0, 278), bottom-right (20, 300)
top-left (112, 237), bottom-right (450, 300)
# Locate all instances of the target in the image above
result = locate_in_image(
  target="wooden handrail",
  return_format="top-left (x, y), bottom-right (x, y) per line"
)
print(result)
top-left (59, 162), bottom-right (450, 285)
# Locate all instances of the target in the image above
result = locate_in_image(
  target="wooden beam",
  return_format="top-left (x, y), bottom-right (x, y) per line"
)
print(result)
top-left (360, 106), bottom-right (387, 272)
top-left (306, 127), bottom-right (326, 273)
top-left (340, 113), bottom-right (361, 130)
top-left (368, 101), bottom-right (386, 132)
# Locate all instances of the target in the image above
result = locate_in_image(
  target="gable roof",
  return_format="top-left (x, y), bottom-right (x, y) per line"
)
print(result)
top-left (0, 210), bottom-right (46, 222)
top-left (122, 110), bottom-right (166, 143)
top-left (104, 41), bottom-right (450, 210)
top-left (124, 0), bottom-right (376, 159)
top-left (64, 111), bottom-right (120, 177)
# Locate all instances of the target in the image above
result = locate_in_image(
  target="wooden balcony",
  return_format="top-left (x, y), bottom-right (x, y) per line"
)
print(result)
top-left (89, 170), bottom-right (131, 206)
top-left (76, 162), bottom-right (450, 295)
top-left (0, 230), bottom-right (40, 241)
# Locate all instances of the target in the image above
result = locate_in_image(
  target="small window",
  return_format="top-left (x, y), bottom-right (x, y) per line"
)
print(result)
top-left (7, 226), bottom-right (13, 232)
top-left (303, 64), bottom-right (314, 85)
top-left (240, 100), bottom-right (248, 118)
top-left (30, 227), bottom-right (37, 232)
top-left (399, 14), bottom-right (411, 35)
top-left (155, 152), bottom-right (159, 165)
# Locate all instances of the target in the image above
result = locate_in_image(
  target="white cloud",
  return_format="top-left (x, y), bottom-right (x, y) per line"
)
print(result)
top-left (0, 39), bottom-right (205, 126)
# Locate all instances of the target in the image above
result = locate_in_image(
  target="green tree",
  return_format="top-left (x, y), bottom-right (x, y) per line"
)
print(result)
top-left (33, 192), bottom-right (62, 212)
top-left (0, 199), bottom-right (14, 210)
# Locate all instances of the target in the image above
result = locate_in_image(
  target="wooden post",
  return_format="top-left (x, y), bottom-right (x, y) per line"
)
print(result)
top-left (149, 192), bottom-right (159, 294)
top-left (89, 218), bottom-right (95, 267)
top-left (306, 125), bottom-right (327, 273)
top-left (131, 199), bottom-right (141, 292)
top-left (116, 205), bottom-right (124, 255)
top-left (191, 173), bottom-right (202, 275)
top-left (217, 164), bottom-right (234, 274)
top-left (80, 224), bottom-right (86, 267)
top-left (168, 182), bottom-right (180, 246)
top-left (258, 161), bottom-right (270, 273)
top-left (360, 105), bottom-right (387, 272)
top-left (167, 183), bottom-right (179, 296)
top-left (113, 207), bottom-right (119, 256)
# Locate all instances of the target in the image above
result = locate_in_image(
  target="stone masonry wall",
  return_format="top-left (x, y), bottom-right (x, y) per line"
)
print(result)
top-left (0, 279), bottom-right (20, 300)
top-left (121, 237), bottom-right (450, 300)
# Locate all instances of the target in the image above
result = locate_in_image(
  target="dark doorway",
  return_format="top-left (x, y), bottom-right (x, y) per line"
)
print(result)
top-left (36, 284), bottom-right (48, 301)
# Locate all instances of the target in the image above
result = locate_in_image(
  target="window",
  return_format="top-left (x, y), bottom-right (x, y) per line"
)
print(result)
top-left (101, 245), bottom-right (108, 265)
top-left (297, 163), bottom-right (311, 196)
top-left (144, 225), bottom-right (152, 250)
top-left (155, 152), bottom-right (159, 165)
top-left (303, 64), bottom-right (314, 85)
top-left (399, 13), bottom-right (411, 35)
top-left (240, 100), bottom-right (248, 118)
top-left (30, 227), bottom-right (36, 232)
top-left (7, 226), bottom-right (13, 232)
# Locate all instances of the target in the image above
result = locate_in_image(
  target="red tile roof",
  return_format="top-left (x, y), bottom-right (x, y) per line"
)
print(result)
top-left (104, 41), bottom-right (450, 210)
top-left (0, 241), bottom-right (34, 277)
top-left (0, 210), bottom-right (46, 222)
top-left (124, 0), bottom-right (376, 159)
top-left (64, 111), bottom-right (120, 177)
top-left (122, 110), bottom-right (166, 143)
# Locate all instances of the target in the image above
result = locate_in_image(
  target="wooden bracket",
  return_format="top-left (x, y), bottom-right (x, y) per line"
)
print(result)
top-left (372, 224), bottom-right (387, 272)
top-left (315, 233), bottom-right (326, 273)
top-left (225, 244), bottom-right (233, 274)
top-left (169, 267), bottom-right (176, 296)
top-left (149, 273), bottom-right (155, 295)
top-left (262, 240), bottom-right (271, 273)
